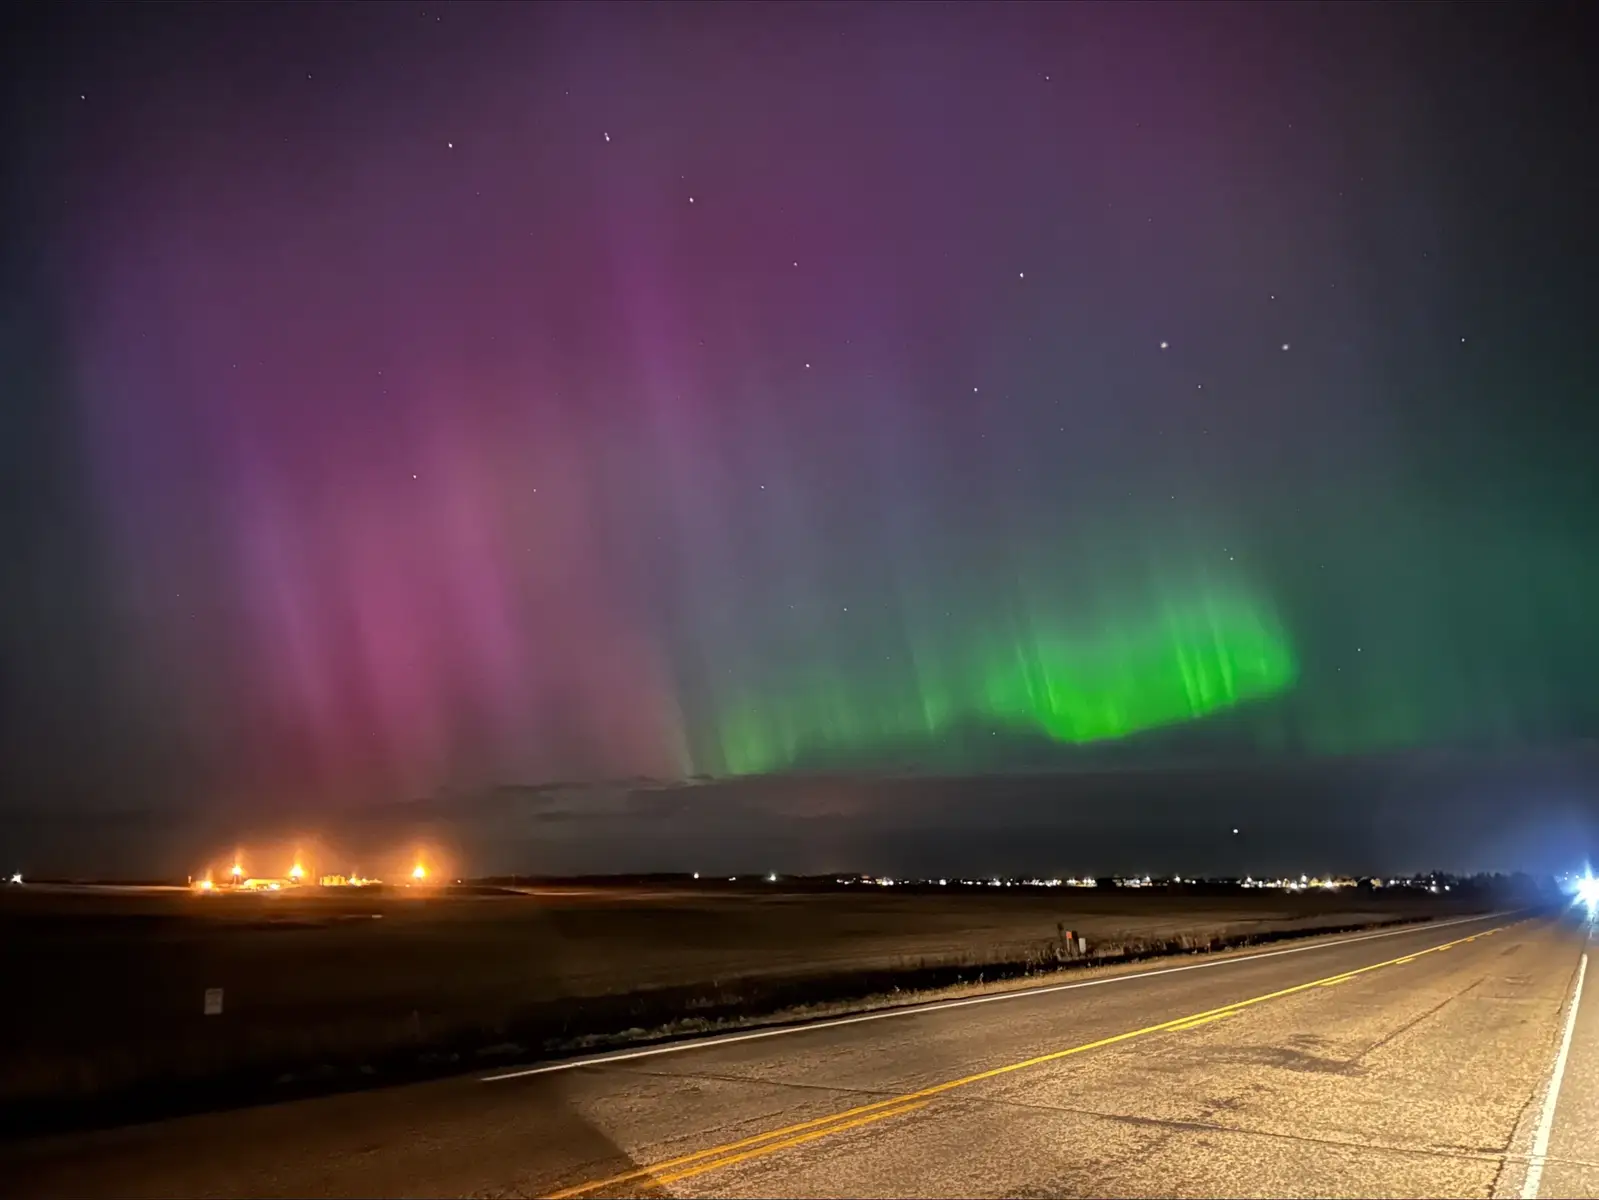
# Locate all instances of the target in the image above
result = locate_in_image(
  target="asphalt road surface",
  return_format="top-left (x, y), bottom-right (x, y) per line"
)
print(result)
top-left (4, 908), bottom-right (1595, 1199)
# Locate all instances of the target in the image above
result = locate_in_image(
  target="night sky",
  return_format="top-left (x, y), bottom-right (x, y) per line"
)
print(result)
top-left (3, 3), bottom-right (1598, 856)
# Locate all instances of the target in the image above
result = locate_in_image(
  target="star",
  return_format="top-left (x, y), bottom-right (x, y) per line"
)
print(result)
top-left (1018, 271), bottom-right (1025, 279)
top-left (603, 131), bottom-right (610, 142)
top-left (1159, 341), bottom-right (1168, 350)
top-left (447, 142), bottom-right (454, 149)
top-left (1281, 342), bottom-right (1290, 350)
top-left (688, 196), bottom-right (695, 204)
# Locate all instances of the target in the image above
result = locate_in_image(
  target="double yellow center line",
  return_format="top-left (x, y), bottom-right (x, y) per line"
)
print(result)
top-left (547, 922), bottom-right (1504, 1197)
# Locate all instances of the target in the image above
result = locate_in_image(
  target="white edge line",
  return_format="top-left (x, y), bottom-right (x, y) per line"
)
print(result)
top-left (1522, 950), bottom-right (1588, 1200)
top-left (482, 909), bottom-right (1511, 1083)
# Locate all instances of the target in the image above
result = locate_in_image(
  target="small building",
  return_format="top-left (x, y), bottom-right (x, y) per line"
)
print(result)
top-left (238, 877), bottom-right (292, 891)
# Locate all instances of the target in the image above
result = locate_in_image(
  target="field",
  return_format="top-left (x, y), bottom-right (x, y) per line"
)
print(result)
top-left (0, 882), bottom-right (1488, 1129)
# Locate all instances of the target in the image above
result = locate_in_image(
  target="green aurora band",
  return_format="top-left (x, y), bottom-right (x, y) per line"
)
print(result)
top-left (711, 582), bottom-right (1298, 775)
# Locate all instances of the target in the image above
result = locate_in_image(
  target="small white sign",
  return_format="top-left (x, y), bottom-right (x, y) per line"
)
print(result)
top-left (203, 987), bottom-right (224, 1016)
top-left (1077, 937), bottom-right (1087, 955)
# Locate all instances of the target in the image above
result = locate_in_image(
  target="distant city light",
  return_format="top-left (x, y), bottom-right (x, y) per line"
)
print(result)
top-left (412, 864), bottom-right (427, 881)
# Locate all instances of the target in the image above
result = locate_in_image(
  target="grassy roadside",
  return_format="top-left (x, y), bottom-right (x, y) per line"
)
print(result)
top-left (0, 905), bottom-right (1495, 1139)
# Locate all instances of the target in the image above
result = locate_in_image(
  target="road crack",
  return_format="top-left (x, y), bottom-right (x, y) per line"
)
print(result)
top-left (1346, 975), bottom-right (1486, 1068)
top-left (944, 1092), bottom-right (1520, 1167)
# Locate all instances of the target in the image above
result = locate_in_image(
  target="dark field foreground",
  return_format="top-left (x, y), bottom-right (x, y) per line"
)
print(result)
top-left (0, 883), bottom-right (1487, 1131)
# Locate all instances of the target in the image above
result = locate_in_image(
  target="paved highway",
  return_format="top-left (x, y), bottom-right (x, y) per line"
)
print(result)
top-left (4, 909), bottom-right (1595, 1198)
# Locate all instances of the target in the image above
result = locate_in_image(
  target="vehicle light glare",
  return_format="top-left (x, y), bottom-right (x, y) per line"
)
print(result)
top-left (1578, 875), bottom-right (1599, 909)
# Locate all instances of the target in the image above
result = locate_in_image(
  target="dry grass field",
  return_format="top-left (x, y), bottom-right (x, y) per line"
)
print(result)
top-left (0, 882), bottom-right (1485, 1126)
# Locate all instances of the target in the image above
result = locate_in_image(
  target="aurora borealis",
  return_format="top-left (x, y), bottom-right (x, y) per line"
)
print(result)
top-left (712, 576), bottom-right (1297, 775)
top-left (3, 2), bottom-right (1598, 823)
